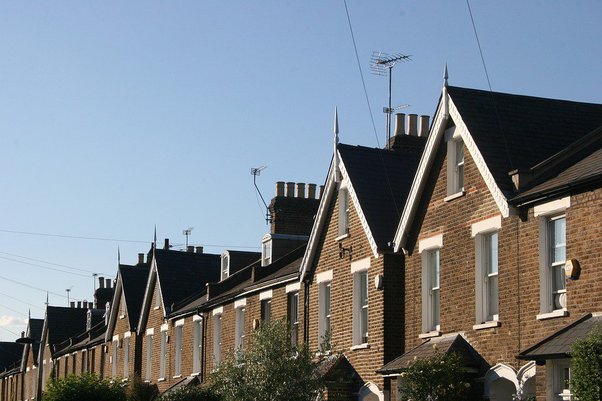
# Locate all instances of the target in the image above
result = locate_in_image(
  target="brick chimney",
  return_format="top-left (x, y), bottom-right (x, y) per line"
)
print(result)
top-left (268, 181), bottom-right (321, 236)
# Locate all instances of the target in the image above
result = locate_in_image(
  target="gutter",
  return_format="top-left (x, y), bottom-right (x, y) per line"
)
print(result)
top-left (510, 174), bottom-right (602, 207)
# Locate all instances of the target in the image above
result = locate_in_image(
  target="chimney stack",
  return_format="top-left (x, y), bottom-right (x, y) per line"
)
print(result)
top-left (82, 301), bottom-right (87, 309)
top-left (319, 185), bottom-right (325, 199)
top-left (307, 183), bottom-right (317, 199)
top-left (70, 302), bottom-right (75, 308)
top-left (138, 253), bottom-right (145, 264)
top-left (99, 277), bottom-right (105, 289)
top-left (394, 113), bottom-right (406, 136)
top-left (276, 181), bottom-right (285, 197)
top-left (296, 183), bottom-right (306, 198)
top-left (419, 115), bottom-right (430, 137)
top-left (21, 331), bottom-right (25, 338)
top-left (164, 238), bottom-right (170, 250)
top-left (105, 278), bottom-right (111, 289)
top-left (408, 114), bottom-right (418, 136)
top-left (187, 246), bottom-right (194, 253)
top-left (77, 301), bottom-right (81, 308)
top-left (286, 182), bottom-right (295, 197)
top-left (195, 246), bottom-right (204, 254)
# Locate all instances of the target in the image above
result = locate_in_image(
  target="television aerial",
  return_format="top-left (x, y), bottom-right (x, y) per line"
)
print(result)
top-left (251, 166), bottom-right (270, 225)
top-left (183, 227), bottom-right (194, 248)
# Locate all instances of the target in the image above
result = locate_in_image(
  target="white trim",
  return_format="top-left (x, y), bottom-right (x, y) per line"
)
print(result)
top-left (193, 314), bottom-right (203, 321)
top-left (418, 331), bottom-right (442, 339)
top-left (234, 298), bottom-right (247, 309)
top-left (286, 282), bottom-right (300, 293)
top-left (443, 190), bottom-right (465, 202)
top-left (124, 331), bottom-right (131, 338)
top-left (212, 307), bottom-right (224, 316)
top-left (534, 196), bottom-right (570, 217)
top-left (471, 215), bottom-right (502, 237)
top-left (112, 335), bottom-right (119, 342)
top-left (537, 309), bottom-right (569, 320)
top-left (350, 343), bottom-right (370, 351)
top-left (335, 233), bottom-right (350, 242)
top-left (517, 361), bottom-right (537, 400)
top-left (358, 382), bottom-right (384, 401)
top-left (316, 270), bottom-right (333, 284)
top-left (160, 323), bottom-right (168, 332)
top-left (146, 328), bottom-right (154, 336)
top-left (259, 290), bottom-right (273, 300)
top-left (418, 234), bottom-right (443, 253)
top-left (350, 257), bottom-right (370, 273)
top-left (484, 364), bottom-right (519, 398)
top-left (175, 318), bottom-right (185, 327)
top-left (473, 321), bottom-right (501, 330)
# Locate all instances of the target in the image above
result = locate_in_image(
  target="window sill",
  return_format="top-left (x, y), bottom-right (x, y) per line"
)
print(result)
top-left (350, 343), bottom-right (370, 351)
top-left (190, 372), bottom-right (200, 376)
top-left (315, 350), bottom-right (332, 357)
top-left (121, 378), bottom-right (129, 383)
top-left (153, 306), bottom-right (160, 310)
top-left (419, 331), bottom-right (442, 339)
top-left (335, 233), bottom-right (350, 242)
top-left (444, 190), bottom-right (465, 202)
top-left (144, 380), bottom-right (151, 383)
top-left (172, 375), bottom-right (182, 379)
top-left (537, 309), bottom-right (569, 321)
top-left (157, 378), bottom-right (165, 382)
top-left (473, 321), bottom-right (501, 330)
top-left (119, 315), bottom-right (125, 319)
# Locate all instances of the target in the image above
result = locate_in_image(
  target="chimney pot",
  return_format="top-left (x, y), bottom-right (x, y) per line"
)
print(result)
top-left (77, 301), bottom-right (81, 308)
top-left (82, 301), bottom-right (87, 309)
top-left (394, 113), bottom-right (406, 136)
top-left (187, 246), bottom-right (194, 253)
top-left (138, 253), bottom-right (145, 264)
top-left (276, 181), bottom-right (285, 197)
top-left (164, 238), bottom-right (170, 250)
top-left (307, 183), bottom-right (317, 199)
top-left (70, 302), bottom-right (75, 308)
top-left (408, 114), bottom-right (418, 136)
top-left (195, 246), bottom-right (203, 254)
top-left (21, 331), bottom-right (25, 338)
top-left (419, 115), bottom-right (430, 137)
top-left (296, 183), bottom-right (306, 198)
top-left (319, 185), bottom-right (325, 198)
top-left (105, 278), bottom-right (111, 289)
top-left (286, 182), bottom-right (295, 197)
top-left (99, 277), bottom-right (105, 289)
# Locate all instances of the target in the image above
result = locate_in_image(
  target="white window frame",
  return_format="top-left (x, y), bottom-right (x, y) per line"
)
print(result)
top-left (288, 291), bottom-right (299, 347)
top-left (337, 185), bottom-right (350, 238)
top-left (154, 284), bottom-right (161, 310)
top-left (546, 359), bottom-right (572, 401)
top-left (419, 235), bottom-right (442, 336)
top-left (111, 336), bottom-right (119, 378)
top-left (260, 291), bottom-right (272, 323)
top-left (261, 236), bottom-right (272, 267)
top-left (123, 335), bottom-right (130, 379)
top-left (536, 197), bottom-right (570, 320)
top-left (120, 293), bottom-right (127, 319)
top-left (213, 313), bottom-right (222, 367)
top-left (145, 330), bottom-right (153, 382)
top-left (318, 279), bottom-right (332, 350)
top-left (235, 305), bottom-right (246, 350)
top-left (221, 252), bottom-right (230, 281)
top-left (445, 126), bottom-right (465, 198)
top-left (472, 216), bottom-right (502, 328)
top-left (351, 257), bottom-right (370, 347)
top-left (159, 326), bottom-right (168, 380)
top-left (193, 315), bottom-right (202, 373)
top-left (174, 320), bottom-right (184, 377)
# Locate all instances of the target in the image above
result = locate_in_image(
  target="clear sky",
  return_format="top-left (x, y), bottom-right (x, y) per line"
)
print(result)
top-left (0, 1), bottom-right (600, 340)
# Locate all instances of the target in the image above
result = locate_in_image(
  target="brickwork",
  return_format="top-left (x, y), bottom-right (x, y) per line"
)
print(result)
top-left (402, 140), bottom-right (602, 399)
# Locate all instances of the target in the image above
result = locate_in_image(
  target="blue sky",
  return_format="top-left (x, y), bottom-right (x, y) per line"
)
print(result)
top-left (0, 1), bottom-right (600, 340)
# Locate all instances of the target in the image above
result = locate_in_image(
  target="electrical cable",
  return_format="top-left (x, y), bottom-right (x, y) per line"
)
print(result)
top-left (0, 251), bottom-right (100, 275)
top-left (0, 326), bottom-right (20, 337)
top-left (0, 274), bottom-right (75, 301)
top-left (0, 303), bottom-right (28, 317)
top-left (0, 256), bottom-right (94, 278)
top-left (0, 291), bottom-right (45, 311)
top-left (0, 228), bottom-right (149, 244)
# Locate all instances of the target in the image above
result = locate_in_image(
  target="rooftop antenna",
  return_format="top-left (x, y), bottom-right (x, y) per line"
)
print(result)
top-left (370, 51), bottom-right (411, 147)
top-left (183, 227), bottom-right (194, 248)
top-left (251, 166), bottom-right (270, 224)
top-left (65, 287), bottom-right (73, 306)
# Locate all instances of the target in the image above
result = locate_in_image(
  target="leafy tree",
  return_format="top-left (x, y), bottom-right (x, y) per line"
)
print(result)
top-left (398, 352), bottom-right (478, 401)
top-left (570, 327), bottom-right (602, 401)
top-left (209, 319), bottom-right (322, 401)
top-left (42, 373), bottom-right (126, 401)
top-left (158, 385), bottom-right (220, 401)
top-left (126, 375), bottom-right (160, 401)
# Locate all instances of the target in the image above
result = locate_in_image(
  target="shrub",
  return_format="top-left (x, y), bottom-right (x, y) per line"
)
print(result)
top-left (126, 375), bottom-right (160, 401)
top-left (159, 385), bottom-right (220, 401)
top-left (42, 373), bottom-right (126, 401)
top-left (570, 327), bottom-right (602, 401)
top-left (209, 319), bottom-right (322, 401)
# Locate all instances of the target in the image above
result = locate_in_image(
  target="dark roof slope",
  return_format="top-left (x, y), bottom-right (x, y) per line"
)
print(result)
top-left (225, 250), bottom-right (261, 277)
top-left (119, 263), bottom-right (150, 329)
top-left (447, 86), bottom-right (602, 197)
top-left (27, 318), bottom-right (44, 364)
top-left (94, 287), bottom-right (115, 309)
top-left (338, 136), bottom-right (426, 249)
top-left (0, 343), bottom-right (24, 371)
top-left (155, 249), bottom-right (220, 312)
top-left (54, 320), bottom-right (107, 357)
top-left (519, 313), bottom-right (602, 360)
top-left (46, 306), bottom-right (89, 347)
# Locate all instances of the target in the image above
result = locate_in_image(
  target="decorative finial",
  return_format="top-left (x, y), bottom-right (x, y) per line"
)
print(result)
top-left (153, 225), bottom-right (157, 248)
top-left (333, 107), bottom-right (341, 183)
top-left (45, 292), bottom-right (49, 307)
top-left (334, 107), bottom-right (339, 141)
top-left (117, 246), bottom-right (121, 265)
top-left (444, 63), bottom-right (449, 87)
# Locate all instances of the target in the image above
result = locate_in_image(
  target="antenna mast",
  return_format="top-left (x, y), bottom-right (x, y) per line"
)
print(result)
top-left (251, 166), bottom-right (270, 225)
top-left (183, 227), bottom-right (194, 248)
top-left (370, 52), bottom-right (411, 146)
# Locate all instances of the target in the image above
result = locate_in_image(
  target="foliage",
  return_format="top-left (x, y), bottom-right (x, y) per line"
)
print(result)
top-left (158, 385), bottom-right (220, 401)
top-left (126, 375), bottom-right (160, 401)
top-left (318, 328), bottom-right (332, 355)
top-left (570, 327), bottom-right (602, 401)
top-left (42, 373), bottom-right (126, 401)
top-left (209, 319), bottom-right (323, 401)
top-left (398, 352), bottom-right (478, 401)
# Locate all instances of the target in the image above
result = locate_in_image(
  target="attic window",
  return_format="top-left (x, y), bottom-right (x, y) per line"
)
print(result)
top-left (337, 186), bottom-right (350, 238)
top-left (261, 237), bottom-right (272, 267)
top-left (221, 253), bottom-right (230, 281)
top-left (445, 126), bottom-right (465, 198)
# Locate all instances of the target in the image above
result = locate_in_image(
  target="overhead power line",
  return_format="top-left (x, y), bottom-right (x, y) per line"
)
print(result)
top-left (0, 255), bottom-right (94, 278)
top-left (0, 274), bottom-right (76, 301)
top-left (0, 251), bottom-right (101, 275)
top-left (0, 291), bottom-right (45, 311)
top-left (0, 228), bottom-right (149, 244)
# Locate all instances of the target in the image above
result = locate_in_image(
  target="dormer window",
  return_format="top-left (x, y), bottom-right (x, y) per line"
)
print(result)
top-left (261, 236), bottom-right (272, 267)
top-left (337, 186), bottom-right (350, 238)
top-left (446, 126), bottom-right (465, 198)
top-left (221, 252), bottom-right (230, 280)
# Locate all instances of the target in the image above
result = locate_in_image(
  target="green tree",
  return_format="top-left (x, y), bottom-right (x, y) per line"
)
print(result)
top-left (398, 352), bottom-right (478, 401)
top-left (42, 373), bottom-right (126, 401)
top-left (209, 319), bottom-right (322, 401)
top-left (570, 327), bottom-right (602, 401)
top-left (159, 385), bottom-right (220, 401)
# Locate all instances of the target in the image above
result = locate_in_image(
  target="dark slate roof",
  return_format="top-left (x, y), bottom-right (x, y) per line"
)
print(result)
top-left (46, 306), bottom-right (89, 348)
top-left (154, 249), bottom-right (221, 313)
top-left (447, 86), bottom-right (602, 197)
top-left (511, 126), bottom-right (602, 204)
top-left (94, 287), bottom-right (115, 309)
top-left (119, 263), bottom-right (150, 329)
top-left (378, 334), bottom-right (486, 375)
top-left (0, 343), bottom-right (24, 371)
top-left (26, 318), bottom-right (44, 364)
top-left (519, 313), bottom-right (602, 360)
top-left (338, 136), bottom-right (426, 249)
top-left (54, 321), bottom-right (107, 357)
top-left (226, 250), bottom-right (261, 277)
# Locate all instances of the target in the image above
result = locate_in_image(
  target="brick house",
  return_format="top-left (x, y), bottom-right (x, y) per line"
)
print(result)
top-left (136, 242), bottom-right (220, 393)
top-left (382, 83), bottom-right (602, 400)
top-left (299, 111), bottom-right (427, 400)
top-left (0, 339), bottom-right (26, 401)
top-left (104, 255), bottom-right (150, 382)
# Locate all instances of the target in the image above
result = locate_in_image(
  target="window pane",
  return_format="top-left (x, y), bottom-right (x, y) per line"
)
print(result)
top-left (325, 284), bottom-right (331, 317)
top-left (486, 233), bottom-right (498, 274)
top-left (456, 140), bottom-right (464, 164)
top-left (360, 272), bottom-right (368, 307)
top-left (553, 264), bottom-right (566, 293)
top-left (432, 288), bottom-right (440, 327)
top-left (550, 217), bottom-right (566, 263)
top-left (429, 250), bottom-right (440, 288)
top-left (488, 274), bottom-right (498, 318)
